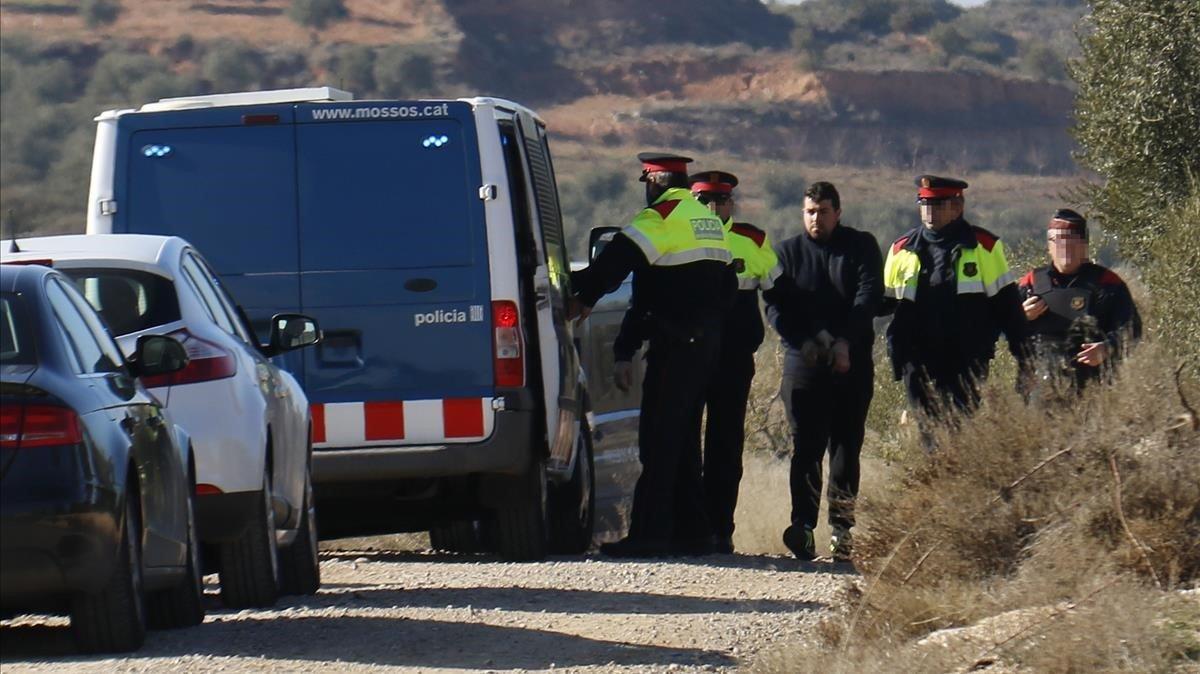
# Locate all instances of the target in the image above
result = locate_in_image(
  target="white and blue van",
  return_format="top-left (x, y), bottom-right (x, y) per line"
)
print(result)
top-left (85, 87), bottom-right (625, 559)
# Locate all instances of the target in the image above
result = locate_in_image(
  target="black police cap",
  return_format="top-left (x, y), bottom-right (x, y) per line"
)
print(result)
top-left (689, 170), bottom-right (739, 190)
top-left (1051, 208), bottom-right (1086, 226)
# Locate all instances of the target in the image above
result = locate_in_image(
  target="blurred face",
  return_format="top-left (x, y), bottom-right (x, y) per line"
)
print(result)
top-left (1048, 230), bottom-right (1088, 274)
top-left (694, 191), bottom-right (734, 222)
top-left (919, 198), bottom-right (963, 231)
top-left (803, 197), bottom-right (840, 241)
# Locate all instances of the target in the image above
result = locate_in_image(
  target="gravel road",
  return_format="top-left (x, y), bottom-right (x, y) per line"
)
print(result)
top-left (0, 536), bottom-right (853, 673)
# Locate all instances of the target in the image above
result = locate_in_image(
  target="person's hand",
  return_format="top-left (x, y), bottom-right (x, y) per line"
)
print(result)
top-left (814, 329), bottom-right (835, 350)
top-left (1022, 295), bottom-right (1048, 321)
top-left (831, 339), bottom-right (851, 374)
top-left (1075, 341), bottom-right (1109, 367)
top-left (614, 360), bottom-right (634, 392)
top-left (565, 296), bottom-right (592, 322)
top-left (799, 339), bottom-right (825, 366)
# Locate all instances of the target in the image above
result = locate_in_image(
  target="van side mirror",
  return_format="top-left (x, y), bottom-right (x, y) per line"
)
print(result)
top-left (129, 335), bottom-right (189, 378)
top-left (588, 227), bottom-right (621, 264)
top-left (265, 313), bottom-right (321, 357)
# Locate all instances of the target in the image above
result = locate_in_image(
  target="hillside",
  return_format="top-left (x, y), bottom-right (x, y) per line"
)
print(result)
top-left (0, 0), bottom-right (1087, 249)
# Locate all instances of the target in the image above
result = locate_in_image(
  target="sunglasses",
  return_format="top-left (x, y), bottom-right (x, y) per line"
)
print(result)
top-left (696, 193), bottom-right (732, 205)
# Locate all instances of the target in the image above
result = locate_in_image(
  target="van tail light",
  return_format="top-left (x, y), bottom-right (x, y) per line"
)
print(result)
top-left (140, 330), bottom-right (238, 388)
top-left (492, 300), bottom-right (524, 388)
top-left (196, 483), bottom-right (223, 496)
top-left (0, 404), bottom-right (84, 449)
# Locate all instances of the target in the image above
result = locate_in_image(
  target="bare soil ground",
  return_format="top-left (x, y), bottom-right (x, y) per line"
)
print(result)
top-left (0, 539), bottom-right (853, 673)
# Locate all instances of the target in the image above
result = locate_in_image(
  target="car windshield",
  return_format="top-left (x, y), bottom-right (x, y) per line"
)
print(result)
top-left (60, 268), bottom-right (181, 337)
top-left (0, 293), bottom-right (36, 365)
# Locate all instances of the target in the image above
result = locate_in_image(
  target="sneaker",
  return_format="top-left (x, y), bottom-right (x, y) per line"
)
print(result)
top-left (830, 527), bottom-right (852, 562)
top-left (599, 536), bottom-right (672, 558)
top-left (782, 524), bottom-right (816, 561)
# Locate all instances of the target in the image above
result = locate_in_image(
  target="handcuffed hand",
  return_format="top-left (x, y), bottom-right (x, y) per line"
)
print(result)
top-left (614, 360), bottom-right (634, 392)
top-left (1022, 295), bottom-right (1048, 321)
top-left (1075, 341), bottom-right (1109, 367)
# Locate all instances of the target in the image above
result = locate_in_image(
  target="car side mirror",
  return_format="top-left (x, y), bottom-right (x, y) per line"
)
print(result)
top-left (588, 226), bottom-right (621, 264)
top-left (265, 313), bottom-right (321, 357)
top-left (129, 334), bottom-right (189, 378)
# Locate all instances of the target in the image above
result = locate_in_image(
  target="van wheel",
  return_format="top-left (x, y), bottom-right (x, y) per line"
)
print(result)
top-left (549, 418), bottom-right (596, 554)
top-left (491, 461), bottom-right (548, 562)
top-left (429, 520), bottom-right (484, 553)
top-left (279, 462), bottom-right (321, 596)
top-left (71, 476), bottom-right (146, 653)
top-left (147, 486), bottom-right (206, 628)
top-left (218, 462), bottom-right (280, 608)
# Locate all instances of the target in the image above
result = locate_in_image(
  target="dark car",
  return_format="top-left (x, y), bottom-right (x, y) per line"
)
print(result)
top-left (1, 263), bottom-right (204, 653)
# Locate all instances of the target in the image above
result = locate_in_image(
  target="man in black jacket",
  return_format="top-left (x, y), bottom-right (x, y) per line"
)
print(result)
top-left (765, 181), bottom-right (883, 561)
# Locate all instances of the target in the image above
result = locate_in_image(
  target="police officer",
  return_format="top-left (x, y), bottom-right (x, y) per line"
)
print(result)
top-left (612, 170), bottom-right (779, 555)
top-left (1019, 209), bottom-right (1141, 393)
top-left (766, 181), bottom-right (882, 561)
top-left (569, 152), bottom-right (737, 557)
top-left (882, 176), bottom-right (1030, 433)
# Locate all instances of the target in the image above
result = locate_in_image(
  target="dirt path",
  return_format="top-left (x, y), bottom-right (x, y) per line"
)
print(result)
top-left (1, 542), bottom-right (852, 673)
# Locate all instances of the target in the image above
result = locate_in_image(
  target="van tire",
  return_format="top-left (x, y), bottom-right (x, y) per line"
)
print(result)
top-left (548, 418), bottom-right (596, 554)
top-left (491, 461), bottom-right (548, 562)
top-left (279, 462), bottom-right (320, 596)
top-left (429, 520), bottom-right (483, 553)
top-left (147, 487), bottom-right (206, 629)
top-left (71, 476), bottom-right (146, 653)
top-left (218, 463), bottom-right (280, 608)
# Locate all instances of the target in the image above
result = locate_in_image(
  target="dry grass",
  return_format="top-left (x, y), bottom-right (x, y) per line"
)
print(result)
top-left (750, 340), bottom-right (1200, 673)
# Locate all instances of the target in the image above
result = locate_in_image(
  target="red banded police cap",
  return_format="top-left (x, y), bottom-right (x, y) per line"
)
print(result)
top-left (915, 174), bottom-right (968, 200)
top-left (638, 152), bottom-right (693, 179)
top-left (689, 170), bottom-right (738, 194)
top-left (1048, 208), bottom-right (1088, 237)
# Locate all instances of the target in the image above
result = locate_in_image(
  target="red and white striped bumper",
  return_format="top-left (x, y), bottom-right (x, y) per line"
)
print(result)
top-left (310, 398), bottom-right (495, 448)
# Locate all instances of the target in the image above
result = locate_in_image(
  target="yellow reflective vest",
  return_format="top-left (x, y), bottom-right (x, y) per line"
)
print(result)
top-left (727, 221), bottom-right (782, 291)
top-left (621, 188), bottom-right (733, 267)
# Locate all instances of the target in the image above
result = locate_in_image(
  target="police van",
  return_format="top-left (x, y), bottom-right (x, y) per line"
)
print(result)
top-left (85, 87), bottom-right (610, 560)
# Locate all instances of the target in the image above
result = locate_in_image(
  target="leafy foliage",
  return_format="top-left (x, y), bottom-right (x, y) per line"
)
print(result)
top-left (80, 0), bottom-right (120, 28)
top-left (1072, 0), bottom-right (1200, 356)
top-left (286, 0), bottom-right (347, 30)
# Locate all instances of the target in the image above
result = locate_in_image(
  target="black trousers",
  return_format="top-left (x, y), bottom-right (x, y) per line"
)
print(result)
top-left (697, 347), bottom-right (756, 540)
top-left (782, 367), bottom-right (873, 532)
top-left (629, 333), bottom-right (721, 543)
top-left (901, 362), bottom-right (988, 450)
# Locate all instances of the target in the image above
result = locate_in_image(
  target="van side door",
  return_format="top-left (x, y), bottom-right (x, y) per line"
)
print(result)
top-left (513, 112), bottom-right (581, 475)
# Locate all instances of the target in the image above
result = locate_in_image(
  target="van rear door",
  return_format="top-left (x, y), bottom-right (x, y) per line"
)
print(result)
top-left (113, 105), bottom-right (301, 323)
top-left (293, 102), bottom-right (495, 447)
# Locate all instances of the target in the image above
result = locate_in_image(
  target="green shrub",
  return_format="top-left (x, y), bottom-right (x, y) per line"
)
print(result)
top-left (373, 46), bottom-right (435, 97)
top-left (286, 0), bottom-right (347, 30)
top-left (86, 51), bottom-right (169, 106)
top-left (330, 45), bottom-right (375, 94)
top-left (1019, 42), bottom-right (1066, 80)
top-left (762, 171), bottom-right (806, 210)
top-left (80, 0), bottom-right (120, 28)
top-left (202, 42), bottom-right (267, 92)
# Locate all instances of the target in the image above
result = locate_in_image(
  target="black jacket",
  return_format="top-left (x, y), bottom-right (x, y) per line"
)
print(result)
top-left (881, 218), bottom-right (1029, 379)
top-left (766, 224), bottom-right (883, 374)
top-left (1018, 262), bottom-right (1142, 359)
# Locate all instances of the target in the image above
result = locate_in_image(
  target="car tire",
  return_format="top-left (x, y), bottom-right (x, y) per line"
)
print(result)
top-left (70, 474), bottom-right (147, 654)
top-left (549, 417), bottom-right (596, 554)
top-left (147, 485), bottom-right (206, 629)
top-left (429, 520), bottom-right (484, 553)
top-left (491, 460), bottom-right (548, 562)
top-left (279, 461), bottom-right (321, 596)
top-left (218, 462), bottom-right (280, 608)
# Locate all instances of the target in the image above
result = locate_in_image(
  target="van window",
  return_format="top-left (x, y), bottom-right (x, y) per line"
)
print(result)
top-left (295, 119), bottom-right (476, 271)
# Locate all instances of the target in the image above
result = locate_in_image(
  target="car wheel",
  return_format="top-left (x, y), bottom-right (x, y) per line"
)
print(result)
top-left (70, 473), bottom-right (147, 654)
top-left (491, 459), bottom-right (548, 562)
top-left (279, 460), bottom-right (321, 596)
top-left (147, 483), bottom-right (206, 629)
top-left (429, 520), bottom-right (485, 553)
top-left (549, 417), bottom-right (596, 554)
top-left (218, 461), bottom-right (280, 608)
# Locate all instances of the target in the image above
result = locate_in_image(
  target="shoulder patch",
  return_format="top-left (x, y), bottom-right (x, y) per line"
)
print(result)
top-left (1098, 269), bottom-right (1125, 286)
top-left (1018, 270), bottom-right (1035, 288)
top-left (731, 222), bottom-right (766, 247)
top-left (650, 199), bottom-right (680, 219)
top-left (891, 233), bottom-right (913, 255)
top-left (972, 226), bottom-right (1000, 252)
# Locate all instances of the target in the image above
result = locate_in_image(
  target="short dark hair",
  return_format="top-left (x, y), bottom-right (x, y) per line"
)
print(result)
top-left (646, 171), bottom-right (690, 189)
top-left (804, 181), bottom-right (840, 210)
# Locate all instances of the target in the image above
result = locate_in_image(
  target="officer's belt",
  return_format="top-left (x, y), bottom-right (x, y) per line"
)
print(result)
top-left (641, 311), bottom-right (719, 344)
